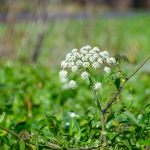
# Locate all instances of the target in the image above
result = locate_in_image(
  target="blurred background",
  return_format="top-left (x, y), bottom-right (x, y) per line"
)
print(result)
top-left (0, 2), bottom-right (150, 148)
top-left (0, 0), bottom-right (150, 66)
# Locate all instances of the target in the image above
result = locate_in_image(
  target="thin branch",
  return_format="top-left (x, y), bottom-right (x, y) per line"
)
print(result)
top-left (102, 55), bottom-right (150, 113)
top-left (0, 125), bottom-right (61, 150)
top-left (126, 56), bottom-right (150, 81)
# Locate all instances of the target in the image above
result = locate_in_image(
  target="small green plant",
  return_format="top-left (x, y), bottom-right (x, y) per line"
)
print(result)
top-left (59, 45), bottom-right (150, 149)
top-left (0, 48), bottom-right (149, 149)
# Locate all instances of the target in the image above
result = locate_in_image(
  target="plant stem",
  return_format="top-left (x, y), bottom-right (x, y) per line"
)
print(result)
top-left (88, 76), bottom-right (106, 145)
top-left (102, 55), bottom-right (150, 113)
top-left (0, 125), bottom-right (61, 149)
top-left (89, 76), bottom-right (102, 112)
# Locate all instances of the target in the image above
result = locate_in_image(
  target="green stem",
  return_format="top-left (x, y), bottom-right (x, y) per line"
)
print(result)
top-left (102, 55), bottom-right (150, 113)
top-left (88, 76), bottom-right (106, 145)
top-left (89, 76), bottom-right (102, 112)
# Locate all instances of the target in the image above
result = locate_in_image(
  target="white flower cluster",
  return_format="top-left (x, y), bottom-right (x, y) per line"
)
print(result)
top-left (59, 45), bottom-right (116, 89)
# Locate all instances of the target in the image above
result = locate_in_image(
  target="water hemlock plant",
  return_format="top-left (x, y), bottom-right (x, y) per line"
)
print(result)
top-left (59, 45), bottom-right (150, 148)
top-left (0, 46), bottom-right (149, 149)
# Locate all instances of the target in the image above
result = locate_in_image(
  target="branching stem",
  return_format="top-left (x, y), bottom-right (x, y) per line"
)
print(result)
top-left (1, 56), bottom-right (149, 150)
top-left (102, 55), bottom-right (150, 113)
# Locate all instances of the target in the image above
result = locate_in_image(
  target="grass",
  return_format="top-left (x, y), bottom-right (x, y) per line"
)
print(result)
top-left (0, 15), bottom-right (150, 149)
top-left (0, 60), bottom-right (149, 149)
top-left (0, 15), bottom-right (150, 65)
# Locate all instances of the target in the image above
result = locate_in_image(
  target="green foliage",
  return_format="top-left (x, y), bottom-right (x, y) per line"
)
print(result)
top-left (0, 15), bottom-right (150, 64)
top-left (0, 13), bottom-right (150, 149)
top-left (0, 60), bottom-right (149, 149)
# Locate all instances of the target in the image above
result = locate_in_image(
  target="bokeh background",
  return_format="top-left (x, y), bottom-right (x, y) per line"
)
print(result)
top-left (0, 0), bottom-right (150, 66)
top-left (0, 1), bottom-right (150, 149)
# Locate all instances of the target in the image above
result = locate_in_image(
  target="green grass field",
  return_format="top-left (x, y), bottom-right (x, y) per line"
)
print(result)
top-left (0, 15), bottom-right (150, 149)
top-left (0, 15), bottom-right (150, 64)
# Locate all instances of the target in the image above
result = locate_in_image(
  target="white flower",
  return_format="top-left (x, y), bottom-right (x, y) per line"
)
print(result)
top-left (72, 49), bottom-right (78, 53)
top-left (89, 50), bottom-right (95, 54)
top-left (66, 53), bottom-right (72, 60)
top-left (89, 56), bottom-right (96, 62)
top-left (97, 58), bottom-right (103, 64)
top-left (82, 50), bottom-right (88, 55)
top-left (92, 62), bottom-right (100, 69)
top-left (100, 51), bottom-right (109, 58)
top-left (73, 52), bottom-right (80, 57)
top-left (68, 61), bottom-right (75, 68)
top-left (69, 80), bottom-right (77, 89)
top-left (92, 47), bottom-right (100, 52)
top-left (61, 60), bottom-right (68, 69)
top-left (93, 53), bottom-right (99, 59)
top-left (59, 70), bottom-right (68, 83)
top-left (78, 53), bottom-right (83, 58)
top-left (85, 53), bottom-right (92, 58)
top-left (80, 47), bottom-right (88, 54)
top-left (70, 112), bottom-right (76, 118)
top-left (76, 60), bottom-right (83, 66)
top-left (106, 58), bottom-right (112, 64)
top-left (109, 57), bottom-right (116, 64)
top-left (72, 65), bottom-right (78, 72)
top-left (70, 55), bottom-right (76, 61)
top-left (60, 77), bottom-right (68, 83)
top-left (104, 66), bottom-right (111, 74)
top-left (66, 122), bottom-right (70, 126)
top-left (82, 62), bottom-right (90, 68)
top-left (106, 57), bottom-right (116, 64)
top-left (81, 71), bottom-right (89, 80)
top-left (82, 56), bottom-right (88, 62)
top-left (94, 82), bottom-right (102, 90)
top-left (59, 46), bottom-right (116, 89)
top-left (85, 45), bottom-right (91, 50)
top-left (59, 70), bottom-right (68, 78)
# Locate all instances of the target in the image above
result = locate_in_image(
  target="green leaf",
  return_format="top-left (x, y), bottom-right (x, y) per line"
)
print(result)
top-left (124, 111), bottom-right (140, 126)
top-left (69, 119), bottom-right (81, 142)
top-left (45, 114), bottom-right (59, 136)
top-left (122, 140), bottom-right (132, 150)
top-left (114, 78), bottom-right (121, 90)
top-left (19, 141), bottom-right (25, 150)
top-left (0, 83), bottom-right (6, 89)
top-left (115, 55), bottom-right (129, 63)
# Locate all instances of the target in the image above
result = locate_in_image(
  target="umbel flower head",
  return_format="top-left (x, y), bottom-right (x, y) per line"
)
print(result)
top-left (59, 45), bottom-right (116, 89)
